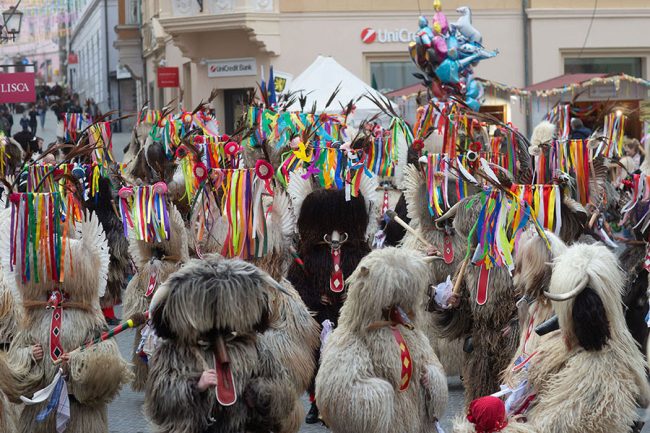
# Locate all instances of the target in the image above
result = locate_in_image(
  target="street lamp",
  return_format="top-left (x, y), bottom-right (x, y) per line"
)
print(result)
top-left (1, 1), bottom-right (23, 44)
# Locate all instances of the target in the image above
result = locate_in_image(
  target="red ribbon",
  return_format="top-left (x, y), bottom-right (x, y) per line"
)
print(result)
top-left (391, 327), bottom-right (412, 392)
top-left (330, 248), bottom-right (344, 293)
top-left (48, 289), bottom-right (65, 361)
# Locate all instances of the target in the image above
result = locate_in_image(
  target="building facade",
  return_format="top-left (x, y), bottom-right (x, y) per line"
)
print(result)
top-left (139, 0), bottom-right (650, 134)
top-left (0, 2), bottom-right (65, 86)
top-left (68, 0), bottom-right (119, 114)
top-left (114, 0), bottom-right (145, 130)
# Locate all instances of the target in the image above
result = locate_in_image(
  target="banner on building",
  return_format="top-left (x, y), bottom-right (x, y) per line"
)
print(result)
top-left (0, 72), bottom-right (36, 104)
top-left (157, 67), bottom-right (179, 88)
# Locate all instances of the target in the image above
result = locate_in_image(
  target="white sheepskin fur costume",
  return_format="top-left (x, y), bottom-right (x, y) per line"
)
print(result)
top-left (525, 243), bottom-right (650, 433)
top-left (315, 247), bottom-right (448, 433)
top-left (503, 229), bottom-right (566, 388)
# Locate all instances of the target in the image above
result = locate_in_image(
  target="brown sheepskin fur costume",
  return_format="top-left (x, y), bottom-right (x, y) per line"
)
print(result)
top-left (188, 188), bottom-right (321, 427)
top-left (401, 163), bottom-right (468, 376)
top-left (145, 256), bottom-right (306, 433)
top-left (123, 202), bottom-right (189, 392)
top-left (316, 247), bottom-right (448, 433)
top-left (525, 243), bottom-right (650, 433)
top-left (433, 195), bottom-right (519, 404)
top-left (502, 229), bottom-right (566, 388)
top-left (0, 212), bottom-right (132, 433)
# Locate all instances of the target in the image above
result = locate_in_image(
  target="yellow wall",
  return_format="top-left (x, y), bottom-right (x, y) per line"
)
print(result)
top-left (280, 0), bottom-right (521, 13)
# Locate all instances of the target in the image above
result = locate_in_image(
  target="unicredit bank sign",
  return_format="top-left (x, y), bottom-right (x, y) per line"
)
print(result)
top-left (0, 72), bottom-right (36, 104)
top-left (360, 27), bottom-right (416, 44)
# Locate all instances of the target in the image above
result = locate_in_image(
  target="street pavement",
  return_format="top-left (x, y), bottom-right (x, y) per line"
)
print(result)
top-left (110, 327), bottom-right (466, 433)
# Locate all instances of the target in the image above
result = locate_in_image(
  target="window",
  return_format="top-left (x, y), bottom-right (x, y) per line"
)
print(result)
top-left (370, 61), bottom-right (420, 93)
top-left (126, 0), bottom-right (141, 25)
top-left (564, 57), bottom-right (643, 77)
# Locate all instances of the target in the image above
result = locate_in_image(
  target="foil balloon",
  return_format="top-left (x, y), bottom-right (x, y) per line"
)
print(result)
top-left (452, 6), bottom-right (482, 44)
top-left (435, 59), bottom-right (460, 84)
top-left (408, 1), bottom-right (498, 111)
top-left (416, 16), bottom-right (434, 47)
top-left (433, 0), bottom-right (449, 34)
top-left (446, 34), bottom-right (459, 60)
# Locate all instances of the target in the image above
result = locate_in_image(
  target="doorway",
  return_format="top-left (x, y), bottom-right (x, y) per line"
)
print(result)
top-left (224, 88), bottom-right (252, 134)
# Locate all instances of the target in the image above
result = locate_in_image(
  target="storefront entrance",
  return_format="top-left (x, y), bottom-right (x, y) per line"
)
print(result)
top-left (224, 88), bottom-right (253, 134)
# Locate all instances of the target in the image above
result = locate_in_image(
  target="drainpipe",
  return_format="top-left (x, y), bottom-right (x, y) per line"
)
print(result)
top-left (522, 0), bottom-right (532, 135)
top-left (104, 0), bottom-right (113, 112)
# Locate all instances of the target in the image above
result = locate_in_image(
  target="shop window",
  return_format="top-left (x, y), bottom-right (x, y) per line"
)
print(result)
top-left (370, 61), bottom-right (420, 93)
top-left (564, 57), bottom-right (643, 77)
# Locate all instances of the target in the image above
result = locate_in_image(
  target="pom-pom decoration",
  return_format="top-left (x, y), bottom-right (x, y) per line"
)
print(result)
top-left (254, 160), bottom-right (274, 180)
top-left (224, 141), bottom-right (241, 157)
top-left (193, 162), bottom-right (208, 183)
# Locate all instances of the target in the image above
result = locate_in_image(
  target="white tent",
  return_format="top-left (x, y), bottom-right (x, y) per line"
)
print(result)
top-left (284, 56), bottom-right (393, 126)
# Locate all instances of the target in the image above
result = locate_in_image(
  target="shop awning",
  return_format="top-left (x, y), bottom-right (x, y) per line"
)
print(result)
top-left (524, 73), bottom-right (606, 92)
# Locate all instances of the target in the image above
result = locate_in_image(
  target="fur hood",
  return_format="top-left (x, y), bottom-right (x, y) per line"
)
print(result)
top-left (513, 229), bottom-right (566, 300)
top-left (339, 247), bottom-right (430, 331)
top-left (548, 243), bottom-right (628, 350)
top-left (129, 202), bottom-right (189, 268)
top-left (149, 255), bottom-right (274, 345)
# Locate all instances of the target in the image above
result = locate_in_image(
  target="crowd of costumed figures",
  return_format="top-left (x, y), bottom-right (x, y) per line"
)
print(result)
top-left (1, 3), bottom-right (650, 433)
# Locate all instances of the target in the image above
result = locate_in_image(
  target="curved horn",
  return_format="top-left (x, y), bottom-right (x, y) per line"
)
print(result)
top-left (543, 275), bottom-right (589, 302)
top-left (435, 201), bottom-right (462, 223)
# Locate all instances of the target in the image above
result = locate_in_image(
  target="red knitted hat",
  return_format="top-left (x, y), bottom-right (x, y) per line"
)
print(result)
top-left (466, 396), bottom-right (508, 433)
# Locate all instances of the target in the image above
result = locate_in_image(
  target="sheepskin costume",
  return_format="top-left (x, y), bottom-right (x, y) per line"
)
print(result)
top-left (502, 229), bottom-right (566, 388)
top-left (525, 243), bottom-right (650, 433)
top-left (84, 176), bottom-right (131, 317)
top-left (0, 211), bottom-right (131, 433)
top-left (145, 256), bottom-right (304, 433)
top-left (0, 136), bottom-right (25, 178)
top-left (188, 185), bottom-right (320, 428)
top-left (0, 264), bottom-right (20, 351)
top-left (286, 169), bottom-right (377, 419)
top-left (316, 247), bottom-right (448, 433)
top-left (433, 195), bottom-right (519, 404)
top-left (401, 162), bottom-right (469, 376)
top-left (123, 202), bottom-right (189, 392)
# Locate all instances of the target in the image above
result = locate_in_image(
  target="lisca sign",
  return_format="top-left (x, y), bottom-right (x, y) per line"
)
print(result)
top-left (0, 72), bottom-right (36, 103)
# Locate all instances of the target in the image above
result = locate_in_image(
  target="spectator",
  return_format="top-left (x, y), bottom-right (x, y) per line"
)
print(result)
top-left (38, 99), bottom-right (47, 128)
top-left (28, 104), bottom-right (38, 135)
top-left (569, 118), bottom-right (592, 141)
top-left (624, 137), bottom-right (643, 169)
top-left (19, 113), bottom-right (30, 132)
top-left (0, 105), bottom-right (14, 135)
top-left (13, 122), bottom-right (34, 153)
top-left (0, 107), bottom-right (10, 136)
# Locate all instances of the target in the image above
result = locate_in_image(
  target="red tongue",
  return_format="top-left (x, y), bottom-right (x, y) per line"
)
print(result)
top-left (145, 270), bottom-right (157, 297)
top-left (476, 264), bottom-right (490, 305)
top-left (443, 234), bottom-right (454, 265)
top-left (214, 340), bottom-right (237, 407)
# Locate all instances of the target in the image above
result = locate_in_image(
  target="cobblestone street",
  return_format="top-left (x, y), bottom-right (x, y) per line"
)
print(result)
top-left (109, 327), bottom-right (466, 433)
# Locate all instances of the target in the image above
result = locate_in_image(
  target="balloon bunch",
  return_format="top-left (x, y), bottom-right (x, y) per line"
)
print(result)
top-left (409, 0), bottom-right (499, 111)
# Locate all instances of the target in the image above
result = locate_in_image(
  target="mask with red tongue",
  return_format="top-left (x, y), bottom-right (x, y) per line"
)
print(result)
top-left (214, 335), bottom-right (237, 406)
